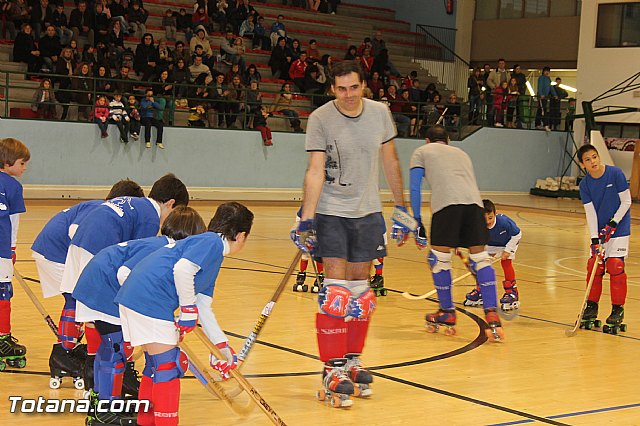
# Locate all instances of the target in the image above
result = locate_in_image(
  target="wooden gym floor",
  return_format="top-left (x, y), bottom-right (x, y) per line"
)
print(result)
top-left (1, 198), bottom-right (639, 426)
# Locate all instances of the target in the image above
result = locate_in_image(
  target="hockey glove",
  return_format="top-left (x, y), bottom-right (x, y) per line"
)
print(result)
top-left (175, 304), bottom-right (198, 335)
top-left (11, 247), bottom-right (16, 265)
top-left (210, 342), bottom-right (237, 380)
top-left (291, 219), bottom-right (317, 253)
top-left (390, 206), bottom-right (412, 247)
top-left (590, 238), bottom-right (604, 259)
top-left (414, 221), bottom-right (428, 250)
top-left (599, 219), bottom-right (617, 244)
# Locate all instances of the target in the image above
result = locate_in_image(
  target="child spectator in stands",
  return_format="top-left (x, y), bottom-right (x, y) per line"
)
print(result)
top-left (344, 44), bottom-right (357, 60)
top-left (31, 78), bottom-right (57, 119)
top-left (163, 8), bottom-right (177, 41)
top-left (126, 94), bottom-right (141, 140)
top-left (93, 95), bottom-right (110, 138)
top-left (360, 47), bottom-right (373, 78)
top-left (72, 62), bottom-right (94, 121)
top-left (239, 14), bottom-right (256, 47)
top-left (94, 64), bottom-right (112, 95)
top-left (254, 105), bottom-right (272, 146)
top-left (493, 80), bottom-right (508, 127)
top-left (176, 8), bottom-right (193, 42)
top-left (270, 14), bottom-right (287, 47)
top-left (272, 82), bottom-right (303, 133)
top-left (51, 3), bottom-right (72, 46)
top-left (506, 77), bottom-right (520, 128)
top-left (190, 26), bottom-right (212, 59)
top-left (188, 104), bottom-right (207, 127)
top-left (289, 50), bottom-right (308, 92)
top-left (139, 89), bottom-right (164, 149)
top-left (128, 1), bottom-right (148, 39)
top-left (307, 39), bottom-right (320, 60)
top-left (13, 23), bottom-right (43, 75)
top-left (109, 91), bottom-right (130, 143)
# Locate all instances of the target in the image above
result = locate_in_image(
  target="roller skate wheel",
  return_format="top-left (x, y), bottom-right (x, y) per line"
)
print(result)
top-left (317, 389), bottom-right (326, 401)
top-left (311, 286), bottom-right (319, 293)
top-left (585, 323), bottom-right (593, 330)
top-left (13, 357), bottom-right (27, 368)
top-left (302, 284), bottom-right (309, 292)
top-left (603, 325), bottom-right (610, 333)
top-left (49, 377), bottom-right (61, 389)
top-left (82, 390), bottom-right (91, 399)
top-left (594, 319), bottom-right (602, 328)
top-left (425, 323), bottom-right (438, 333)
top-left (485, 327), bottom-right (505, 342)
top-left (74, 378), bottom-right (85, 390)
top-left (380, 289), bottom-right (388, 296)
top-left (620, 324), bottom-right (628, 332)
top-left (352, 386), bottom-right (361, 397)
top-left (0, 361), bottom-right (6, 372)
top-left (357, 385), bottom-right (373, 397)
top-left (444, 327), bottom-right (457, 336)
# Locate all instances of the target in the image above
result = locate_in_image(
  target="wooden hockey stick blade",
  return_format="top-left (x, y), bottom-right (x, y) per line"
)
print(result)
top-left (195, 328), bottom-right (288, 426)
top-left (565, 254), bottom-right (602, 337)
top-left (13, 268), bottom-right (59, 337)
top-left (237, 250), bottom-right (302, 364)
top-left (391, 207), bottom-right (418, 231)
top-left (180, 340), bottom-right (254, 416)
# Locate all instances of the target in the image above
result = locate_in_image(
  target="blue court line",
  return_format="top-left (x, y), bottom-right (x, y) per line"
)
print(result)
top-left (488, 402), bottom-right (640, 425)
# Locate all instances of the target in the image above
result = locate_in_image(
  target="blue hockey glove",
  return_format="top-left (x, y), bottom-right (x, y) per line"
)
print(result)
top-left (291, 219), bottom-right (317, 253)
top-left (390, 206), bottom-right (412, 247)
top-left (599, 219), bottom-right (617, 244)
top-left (414, 220), bottom-right (428, 250)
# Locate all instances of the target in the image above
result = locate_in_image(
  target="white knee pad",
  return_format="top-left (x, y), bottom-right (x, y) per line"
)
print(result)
top-left (428, 250), bottom-right (452, 274)
top-left (469, 251), bottom-right (492, 273)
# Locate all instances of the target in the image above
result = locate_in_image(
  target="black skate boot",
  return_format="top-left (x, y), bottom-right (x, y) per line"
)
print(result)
top-left (70, 343), bottom-right (88, 363)
top-left (344, 353), bottom-right (373, 397)
top-left (580, 300), bottom-right (601, 330)
top-left (485, 309), bottom-right (505, 342)
top-left (603, 305), bottom-right (627, 335)
top-left (86, 390), bottom-right (138, 426)
top-left (0, 333), bottom-right (27, 370)
top-left (425, 309), bottom-right (457, 335)
top-left (369, 274), bottom-right (387, 296)
top-left (311, 272), bottom-right (324, 293)
top-left (317, 358), bottom-right (354, 408)
top-left (83, 354), bottom-right (96, 393)
top-left (121, 361), bottom-right (140, 398)
top-left (49, 343), bottom-right (84, 389)
top-left (293, 271), bottom-right (308, 292)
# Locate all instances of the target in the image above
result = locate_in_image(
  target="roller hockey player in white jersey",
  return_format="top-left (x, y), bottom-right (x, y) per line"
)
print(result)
top-left (464, 199), bottom-right (522, 313)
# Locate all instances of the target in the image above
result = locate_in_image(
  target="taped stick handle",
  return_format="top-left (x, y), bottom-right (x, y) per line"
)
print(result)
top-left (13, 268), bottom-right (59, 337)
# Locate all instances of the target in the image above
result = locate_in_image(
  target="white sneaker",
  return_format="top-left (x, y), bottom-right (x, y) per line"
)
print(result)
top-left (156, 143), bottom-right (165, 149)
top-left (145, 142), bottom-right (151, 148)
top-left (494, 122), bottom-right (504, 127)
top-left (544, 126), bottom-right (551, 132)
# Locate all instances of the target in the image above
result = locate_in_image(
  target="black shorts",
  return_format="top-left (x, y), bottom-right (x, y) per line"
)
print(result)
top-left (430, 204), bottom-right (488, 248)
top-left (314, 213), bottom-right (387, 263)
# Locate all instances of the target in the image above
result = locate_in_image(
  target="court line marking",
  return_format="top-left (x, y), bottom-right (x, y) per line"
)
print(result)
top-left (487, 402), bottom-right (640, 425)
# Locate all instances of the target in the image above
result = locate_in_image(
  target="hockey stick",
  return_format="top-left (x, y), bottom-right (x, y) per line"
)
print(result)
top-left (195, 327), bottom-right (288, 426)
top-left (565, 251), bottom-right (603, 337)
top-left (13, 268), bottom-right (59, 337)
top-left (180, 339), bottom-right (254, 417)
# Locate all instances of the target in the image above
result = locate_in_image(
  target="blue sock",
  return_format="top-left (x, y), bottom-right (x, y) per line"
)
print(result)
top-left (477, 266), bottom-right (498, 309)
top-left (432, 270), bottom-right (453, 310)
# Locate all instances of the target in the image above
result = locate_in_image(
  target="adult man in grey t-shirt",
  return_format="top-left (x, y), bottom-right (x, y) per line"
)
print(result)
top-left (409, 125), bottom-right (505, 342)
top-left (291, 60), bottom-right (410, 406)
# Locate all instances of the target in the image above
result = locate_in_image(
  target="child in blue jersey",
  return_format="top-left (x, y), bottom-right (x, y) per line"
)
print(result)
top-left (0, 138), bottom-right (30, 368)
top-left (59, 173), bottom-right (189, 391)
top-left (72, 206), bottom-right (206, 424)
top-left (464, 199), bottom-right (522, 311)
top-left (116, 202), bottom-right (253, 426)
top-left (578, 145), bottom-right (631, 332)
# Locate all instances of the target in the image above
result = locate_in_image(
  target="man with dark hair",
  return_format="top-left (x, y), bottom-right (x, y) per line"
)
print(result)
top-left (409, 125), bottom-right (505, 341)
top-left (292, 60), bottom-right (409, 406)
top-left (68, 0), bottom-right (94, 45)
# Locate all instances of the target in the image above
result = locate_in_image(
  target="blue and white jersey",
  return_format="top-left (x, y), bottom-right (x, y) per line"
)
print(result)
top-left (0, 172), bottom-right (25, 259)
top-left (32, 200), bottom-right (103, 263)
top-left (115, 232), bottom-right (226, 322)
top-left (580, 165), bottom-right (631, 238)
top-left (72, 236), bottom-right (172, 318)
top-left (70, 197), bottom-right (160, 255)
top-left (487, 214), bottom-right (521, 250)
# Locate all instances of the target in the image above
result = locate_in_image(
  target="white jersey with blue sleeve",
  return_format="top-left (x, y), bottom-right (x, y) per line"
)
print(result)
top-left (487, 214), bottom-right (522, 254)
top-left (72, 236), bottom-right (172, 319)
top-left (115, 232), bottom-right (226, 322)
top-left (31, 200), bottom-right (103, 264)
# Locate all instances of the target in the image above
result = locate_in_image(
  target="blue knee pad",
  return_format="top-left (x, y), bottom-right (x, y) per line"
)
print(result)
top-left (428, 250), bottom-right (453, 310)
top-left (0, 282), bottom-right (13, 300)
top-left (95, 331), bottom-right (127, 401)
top-left (149, 347), bottom-right (187, 384)
top-left (469, 252), bottom-right (497, 309)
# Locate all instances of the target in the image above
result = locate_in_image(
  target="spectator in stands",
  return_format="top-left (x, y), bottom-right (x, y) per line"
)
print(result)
top-left (371, 30), bottom-right (385, 57)
top-left (239, 13), bottom-right (257, 46)
top-left (94, 64), bottom-right (112, 95)
top-left (173, 40), bottom-right (190, 66)
top-left (467, 67), bottom-right (483, 125)
top-left (54, 47), bottom-right (74, 119)
top-left (192, 5), bottom-right (211, 33)
top-left (304, 62), bottom-right (326, 96)
top-left (39, 24), bottom-right (61, 71)
top-left (72, 61), bottom-right (94, 120)
top-left (550, 76), bottom-right (568, 131)
top-left (360, 47), bottom-right (373, 78)
top-left (128, 1), bottom-right (148, 39)
top-left (212, 0), bottom-right (229, 32)
top-left (126, 94), bottom-right (141, 139)
top-left (242, 63), bottom-right (261, 85)
top-left (157, 38), bottom-right (175, 69)
top-left (109, 91), bottom-right (130, 143)
top-left (506, 76), bottom-right (520, 128)
top-left (325, 0), bottom-right (340, 14)
top-left (244, 79), bottom-right (261, 126)
top-left (357, 37), bottom-right (371, 56)
top-left (270, 14), bottom-right (286, 48)
top-left (51, 3), bottom-right (72, 46)
top-left (387, 85), bottom-right (410, 137)
top-left (187, 104), bottom-right (206, 127)
top-left (69, 1), bottom-right (93, 45)
top-left (486, 59), bottom-right (509, 127)
top-left (232, 36), bottom-right (247, 70)
top-left (190, 27), bottom-right (212, 58)
top-left (29, 0), bottom-right (52, 40)
top-left (8, 0), bottom-right (30, 40)
top-left (68, 39), bottom-right (81, 62)
top-left (375, 87), bottom-right (388, 103)
top-left (307, 0), bottom-right (320, 11)
top-left (307, 39), bottom-right (320, 60)
top-left (225, 62), bottom-right (241, 83)
top-left (400, 88), bottom-right (417, 136)
top-left (208, 73), bottom-right (228, 127)
top-left (189, 54), bottom-right (212, 83)
top-left (105, 20), bottom-right (125, 69)
top-left (31, 78), bottom-right (57, 118)
top-left (230, 0), bottom-right (256, 34)
top-left (13, 23), bottom-right (42, 75)
top-left (93, 95), bottom-right (110, 137)
top-left (154, 69), bottom-right (174, 97)
top-left (444, 93), bottom-right (461, 130)
top-left (162, 8), bottom-right (177, 41)
top-left (253, 104), bottom-right (272, 146)
top-left (290, 38), bottom-right (302, 60)
top-left (493, 80), bottom-right (508, 127)
top-left (565, 98), bottom-right (575, 131)
top-left (254, 15), bottom-right (269, 50)
top-left (535, 66), bottom-right (555, 131)
top-left (344, 44), bottom-right (357, 60)
top-left (93, 3), bottom-right (110, 46)
top-left (289, 50), bottom-right (308, 92)
top-left (511, 64), bottom-right (526, 128)
top-left (267, 36), bottom-right (288, 79)
top-left (107, 0), bottom-right (130, 34)
top-left (271, 82), bottom-right (302, 132)
top-left (112, 64), bottom-right (134, 94)
top-left (81, 44), bottom-right (96, 68)
top-left (366, 70), bottom-right (383, 99)
top-left (139, 88), bottom-right (164, 148)
top-left (134, 33), bottom-right (159, 82)
top-left (176, 8), bottom-right (193, 41)
top-left (371, 48), bottom-right (393, 78)
top-left (173, 58), bottom-right (189, 98)
top-left (225, 74), bottom-right (245, 128)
